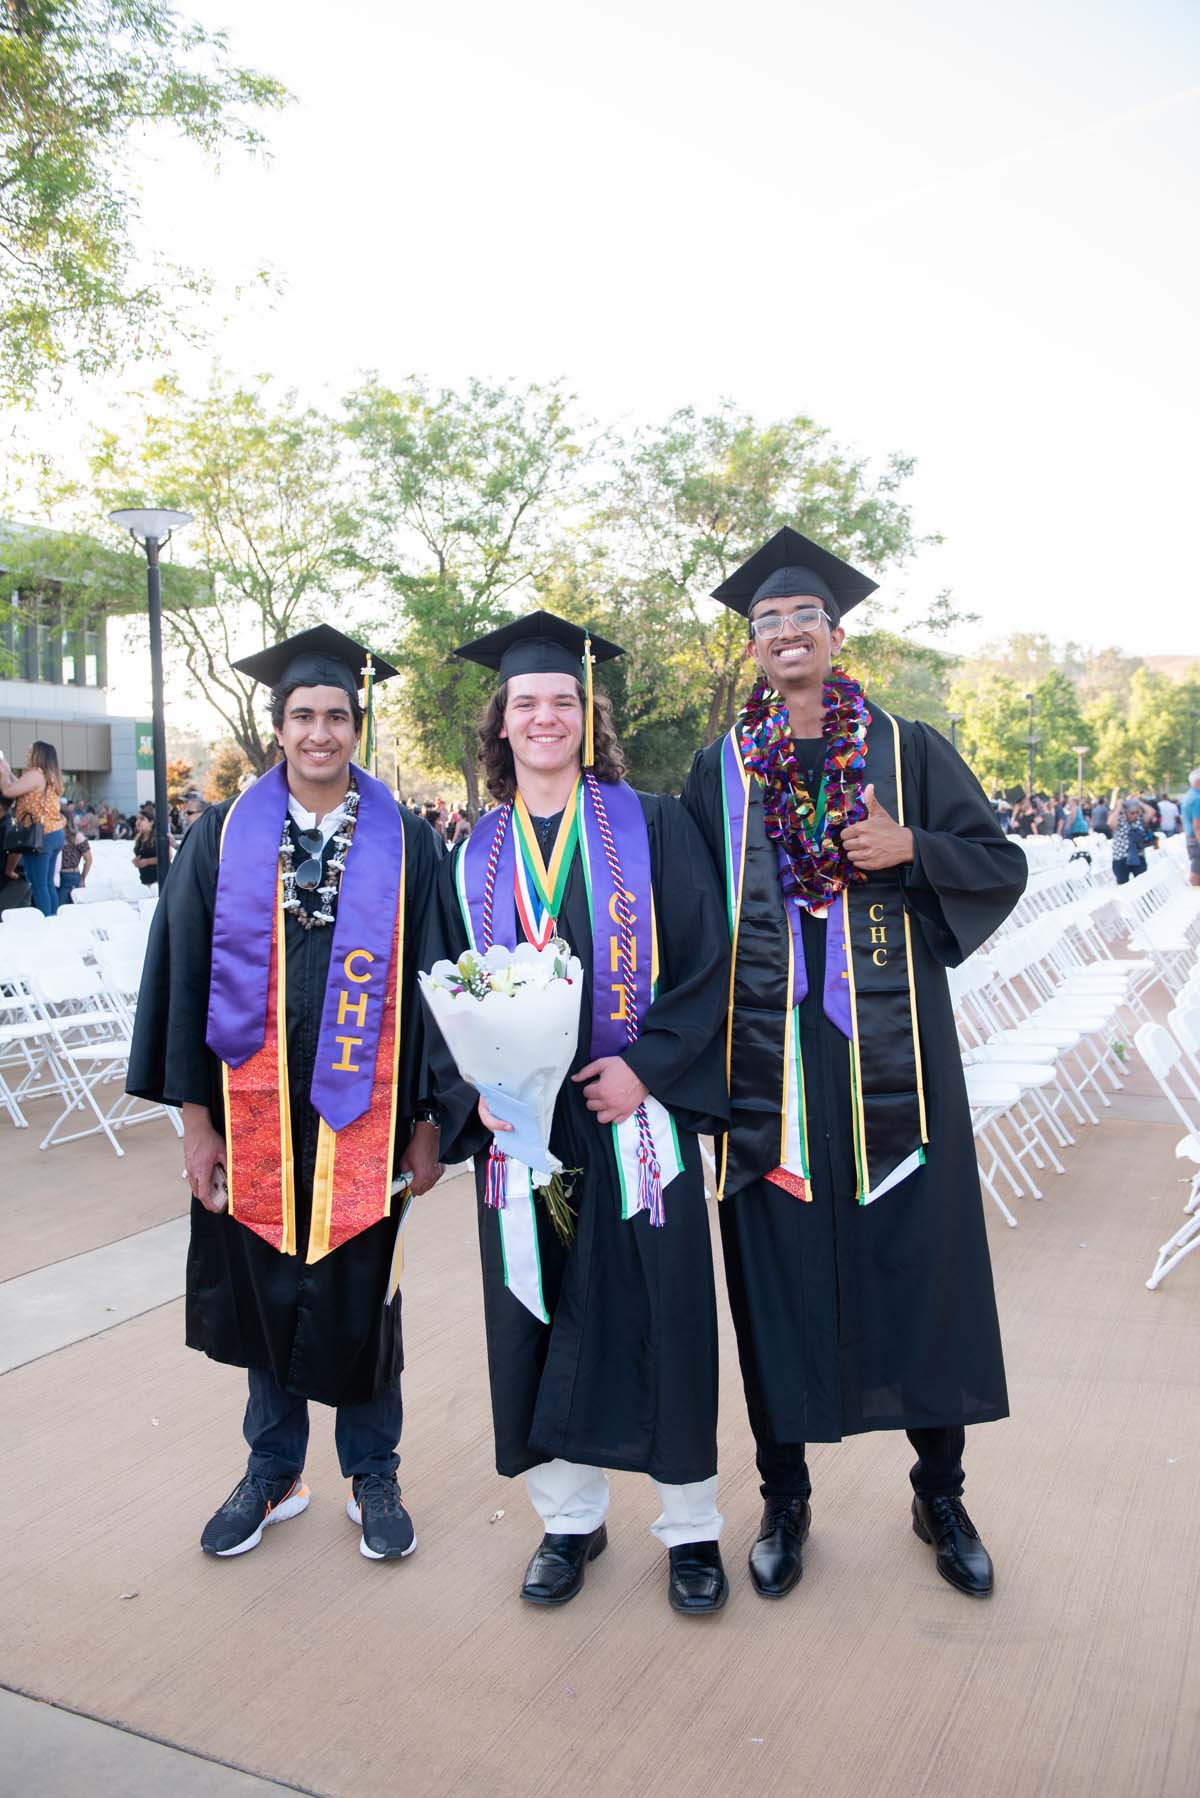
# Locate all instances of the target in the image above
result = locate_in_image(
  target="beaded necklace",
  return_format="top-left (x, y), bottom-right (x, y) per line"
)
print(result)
top-left (278, 778), bottom-right (360, 930)
top-left (738, 666), bottom-right (870, 914)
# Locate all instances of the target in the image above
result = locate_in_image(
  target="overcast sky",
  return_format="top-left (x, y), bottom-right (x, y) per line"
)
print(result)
top-left (61, 0), bottom-right (1200, 711)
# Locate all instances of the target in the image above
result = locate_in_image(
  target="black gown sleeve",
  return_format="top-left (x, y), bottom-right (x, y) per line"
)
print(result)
top-left (126, 803), bottom-right (227, 1110)
top-left (396, 805), bottom-right (446, 1125)
top-left (899, 721), bottom-right (1028, 966)
top-left (620, 794), bottom-right (731, 1137)
top-left (422, 843), bottom-right (492, 1165)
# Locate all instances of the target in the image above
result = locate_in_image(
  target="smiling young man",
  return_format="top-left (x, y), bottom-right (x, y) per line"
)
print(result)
top-left (429, 611), bottom-right (732, 1615)
top-left (128, 625), bottom-right (446, 1564)
top-left (682, 528), bottom-right (1028, 1601)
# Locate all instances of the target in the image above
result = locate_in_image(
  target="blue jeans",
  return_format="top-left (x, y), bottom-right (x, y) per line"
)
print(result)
top-left (24, 829), bottom-right (64, 915)
top-left (58, 870), bottom-right (81, 904)
top-left (243, 1367), bottom-right (404, 1482)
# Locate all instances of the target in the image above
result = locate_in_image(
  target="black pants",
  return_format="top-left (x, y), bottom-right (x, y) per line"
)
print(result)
top-left (756, 1424), bottom-right (966, 1502)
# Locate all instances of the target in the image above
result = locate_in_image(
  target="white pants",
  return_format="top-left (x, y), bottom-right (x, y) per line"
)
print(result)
top-left (524, 1457), bottom-right (723, 1549)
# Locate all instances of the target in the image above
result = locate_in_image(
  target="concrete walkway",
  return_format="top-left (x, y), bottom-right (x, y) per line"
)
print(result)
top-left (0, 1689), bottom-right (298, 1795)
top-left (2, 1054), bottom-right (1199, 1796)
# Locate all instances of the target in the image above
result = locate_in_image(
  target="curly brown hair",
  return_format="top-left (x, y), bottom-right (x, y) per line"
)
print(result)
top-left (479, 679), bottom-right (626, 803)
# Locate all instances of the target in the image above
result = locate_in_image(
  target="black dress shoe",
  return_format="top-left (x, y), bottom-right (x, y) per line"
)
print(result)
top-left (912, 1496), bottom-right (994, 1597)
top-left (519, 1524), bottom-right (608, 1605)
top-left (668, 1540), bottom-right (728, 1614)
top-left (749, 1496), bottom-right (811, 1598)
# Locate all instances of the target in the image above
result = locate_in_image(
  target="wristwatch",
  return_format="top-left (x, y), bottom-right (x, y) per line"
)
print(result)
top-left (414, 1107), bottom-right (439, 1128)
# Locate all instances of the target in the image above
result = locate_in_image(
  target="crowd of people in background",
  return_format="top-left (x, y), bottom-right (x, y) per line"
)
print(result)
top-left (410, 795), bottom-right (474, 846)
top-left (2, 747), bottom-right (1198, 916)
top-left (991, 773), bottom-right (1200, 887)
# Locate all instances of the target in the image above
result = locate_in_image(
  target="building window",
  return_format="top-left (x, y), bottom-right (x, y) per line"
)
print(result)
top-left (0, 586), bottom-right (105, 687)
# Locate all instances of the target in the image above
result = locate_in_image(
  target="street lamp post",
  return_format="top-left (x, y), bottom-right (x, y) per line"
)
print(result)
top-left (1072, 744), bottom-right (1088, 805)
top-left (948, 712), bottom-right (963, 751)
top-left (1024, 692), bottom-right (1036, 801)
top-left (108, 508), bottom-right (193, 892)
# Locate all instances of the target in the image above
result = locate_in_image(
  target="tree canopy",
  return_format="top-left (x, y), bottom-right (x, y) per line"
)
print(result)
top-left (0, 0), bottom-right (288, 399)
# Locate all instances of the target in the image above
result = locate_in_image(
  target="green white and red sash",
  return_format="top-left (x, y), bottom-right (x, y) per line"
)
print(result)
top-left (456, 774), bottom-right (684, 1320)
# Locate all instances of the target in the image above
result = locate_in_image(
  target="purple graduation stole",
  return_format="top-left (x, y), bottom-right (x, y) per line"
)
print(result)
top-left (205, 762), bottom-right (407, 1260)
top-left (458, 773), bottom-right (669, 1225)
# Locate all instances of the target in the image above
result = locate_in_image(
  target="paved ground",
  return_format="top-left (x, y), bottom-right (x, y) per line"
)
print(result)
top-left (1, 1029), bottom-right (1199, 1796)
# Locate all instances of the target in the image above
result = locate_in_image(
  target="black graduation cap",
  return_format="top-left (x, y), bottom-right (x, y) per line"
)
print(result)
top-left (454, 610), bottom-right (624, 769)
top-left (711, 527), bottom-right (878, 622)
top-left (231, 624), bottom-right (400, 699)
top-left (453, 609), bottom-right (623, 684)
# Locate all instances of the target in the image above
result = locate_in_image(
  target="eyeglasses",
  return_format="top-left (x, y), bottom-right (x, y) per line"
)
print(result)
top-left (749, 606), bottom-right (830, 640)
top-left (293, 828), bottom-right (325, 890)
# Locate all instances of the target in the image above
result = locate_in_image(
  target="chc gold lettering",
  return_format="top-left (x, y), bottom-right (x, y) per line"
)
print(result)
top-left (337, 988), bottom-right (368, 1027)
top-left (870, 925), bottom-right (887, 945)
top-left (871, 947), bottom-right (888, 967)
top-left (868, 903), bottom-right (885, 923)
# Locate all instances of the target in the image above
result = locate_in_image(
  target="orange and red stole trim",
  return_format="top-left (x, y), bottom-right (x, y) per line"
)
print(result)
top-left (221, 878), bottom-right (406, 1264)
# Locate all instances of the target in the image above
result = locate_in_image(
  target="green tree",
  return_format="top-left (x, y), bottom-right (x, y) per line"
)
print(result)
top-left (1084, 695), bottom-right (1134, 795)
top-left (948, 669), bottom-right (1027, 792)
top-left (0, 0), bottom-right (288, 398)
top-left (1126, 668), bottom-right (1182, 791)
top-left (345, 376), bottom-right (590, 816)
top-left (94, 372), bottom-right (361, 772)
top-left (204, 738), bottom-right (250, 800)
top-left (599, 402), bottom-right (940, 744)
top-left (1030, 669), bottom-right (1093, 793)
top-left (844, 627), bottom-right (954, 733)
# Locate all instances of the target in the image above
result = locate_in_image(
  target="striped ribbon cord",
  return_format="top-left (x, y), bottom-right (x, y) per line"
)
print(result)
top-left (584, 773), bottom-right (664, 1226)
top-left (481, 804), bottom-right (512, 1208)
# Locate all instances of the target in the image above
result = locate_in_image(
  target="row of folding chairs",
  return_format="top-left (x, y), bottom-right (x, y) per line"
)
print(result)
top-left (0, 930), bottom-right (178, 1156)
top-left (1135, 968), bottom-right (1200, 1290)
top-left (949, 909), bottom-right (1163, 1227)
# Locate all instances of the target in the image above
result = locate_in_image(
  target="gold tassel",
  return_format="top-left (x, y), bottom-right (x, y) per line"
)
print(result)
top-left (359, 653), bottom-right (374, 764)
top-left (583, 633), bottom-right (595, 768)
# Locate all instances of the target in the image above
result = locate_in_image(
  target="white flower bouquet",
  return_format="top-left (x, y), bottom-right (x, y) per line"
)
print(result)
top-left (419, 940), bottom-right (583, 1242)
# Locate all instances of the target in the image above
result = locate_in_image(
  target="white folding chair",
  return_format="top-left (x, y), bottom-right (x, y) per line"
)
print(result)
top-left (22, 950), bottom-right (164, 1156)
top-left (1134, 1023), bottom-right (1200, 1290)
top-left (0, 908), bottom-right (49, 936)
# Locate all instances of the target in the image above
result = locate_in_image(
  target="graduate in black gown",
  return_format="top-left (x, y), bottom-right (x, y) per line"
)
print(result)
top-left (682, 530), bottom-right (1028, 1600)
top-left (128, 626), bottom-right (446, 1563)
top-left (430, 612), bottom-right (732, 1614)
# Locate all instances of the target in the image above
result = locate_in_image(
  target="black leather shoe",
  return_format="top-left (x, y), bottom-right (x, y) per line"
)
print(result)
top-left (519, 1524), bottom-right (608, 1605)
top-left (749, 1496), bottom-right (811, 1598)
top-left (912, 1496), bottom-right (994, 1597)
top-left (668, 1540), bottom-right (728, 1614)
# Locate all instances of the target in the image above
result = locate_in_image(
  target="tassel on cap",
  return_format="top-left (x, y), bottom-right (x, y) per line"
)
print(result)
top-left (359, 652), bottom-right (375, 767)
top-left (583, 632), bottom-right (596, 768)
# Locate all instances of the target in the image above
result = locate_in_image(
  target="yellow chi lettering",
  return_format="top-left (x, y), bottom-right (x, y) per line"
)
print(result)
top-left (337, 988), bottom-right (368, 1028)
top-left (610, 983), bottom-right (628, 1022)
top-left (609, 933), bottom-right (636, 974)
top-left (607, 889), bottom-right (637, 927)
top-left (344, 948), bottom-right (374, 984)
top-left (332, 1035), bottom-right (362, 1072)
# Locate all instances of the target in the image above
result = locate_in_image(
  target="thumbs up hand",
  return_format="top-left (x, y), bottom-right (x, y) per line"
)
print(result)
top-left (841, 783), bottom-right (915, 871)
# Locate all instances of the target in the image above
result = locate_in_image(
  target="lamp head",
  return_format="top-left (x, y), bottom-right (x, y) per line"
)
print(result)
top-left (108, 507), bottom-right (193, 543)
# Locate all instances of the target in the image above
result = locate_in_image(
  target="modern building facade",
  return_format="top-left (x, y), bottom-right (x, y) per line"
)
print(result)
top-left (1, 522), bottom-right (149, 813)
